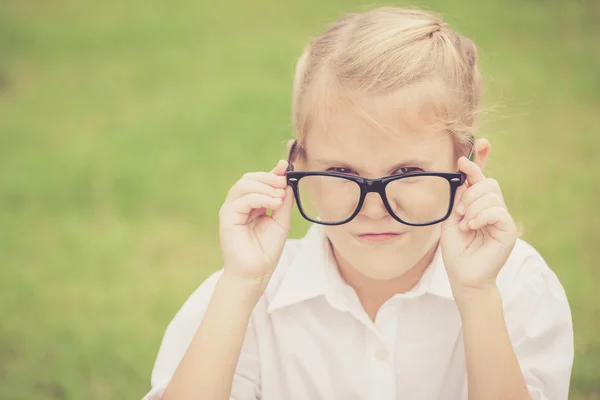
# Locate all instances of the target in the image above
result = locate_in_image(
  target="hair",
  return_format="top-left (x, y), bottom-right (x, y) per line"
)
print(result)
top-left (291, 7), bottom-right (482, 157)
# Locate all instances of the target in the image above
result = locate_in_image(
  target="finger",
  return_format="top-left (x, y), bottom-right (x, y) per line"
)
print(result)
top-left (225, 194), bottom-right (284, 225)
top-left (239, 171), bottom-right (287, 189)
top-left (272, 186), bottom-right (295, 230)
top-left (456, 178), bottom-right (503, 215)
top-left (247, 207), bottom-right (266, 224)
top-left (231, 193), bottom-right (283, 214)
top-left (458, 192), bottom-right (505, 231)
top-left (458, 156), bottom-right (486, 186)
top-left (270, 160), bottom-right (289, 176)
top-left (227, 180), bottom-right (286, 203)
top-left (467, 206), bottom-right (516, 234)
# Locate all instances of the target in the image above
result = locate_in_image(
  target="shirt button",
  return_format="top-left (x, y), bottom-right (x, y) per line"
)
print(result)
top-left (375, 347), bottom-right (388, 361)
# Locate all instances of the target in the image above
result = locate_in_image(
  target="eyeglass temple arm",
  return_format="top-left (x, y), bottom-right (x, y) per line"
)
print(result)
top-left (286, 140), bottom-right (298, 172)
top-left (458, 136), bottom-right (476, 185)
top-left (467, 136), bottom-right (475, 161)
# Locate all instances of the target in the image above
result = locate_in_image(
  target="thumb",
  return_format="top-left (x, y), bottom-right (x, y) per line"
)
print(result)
top-left (271, 159), bottom-right (288, 175)
top-left (272, 185), bottom-right (294, 231)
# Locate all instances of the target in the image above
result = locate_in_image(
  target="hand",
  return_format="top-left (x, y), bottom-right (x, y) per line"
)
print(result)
top-left (440, 157), bottom-right (517, 305)
top-left (219, 160), bottom-right (295, 285)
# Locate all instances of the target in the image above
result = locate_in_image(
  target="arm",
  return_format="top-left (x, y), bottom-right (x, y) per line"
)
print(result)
top-left (144, 159), bottom-right (294, 400)
top-left (459, 265), bottom-right (573, 400)
top-left (162, 273), bottom-right (266, 400)
top-left (142, 270), bottom-right (263, 400)
top-left (459, 286), bottom-right (530, 400)
top-left (441, 158), bottom-right (573, 399)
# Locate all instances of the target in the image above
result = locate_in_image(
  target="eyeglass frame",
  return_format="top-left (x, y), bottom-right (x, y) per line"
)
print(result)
top-left (285, 138), bottom-right (475, 227)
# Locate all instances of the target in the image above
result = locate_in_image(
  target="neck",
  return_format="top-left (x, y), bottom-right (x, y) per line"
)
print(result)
top-left (332, 242), bottom-right (438, 321)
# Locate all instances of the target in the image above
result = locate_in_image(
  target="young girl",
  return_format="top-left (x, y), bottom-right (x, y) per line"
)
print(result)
top-left (144, 7), bottom-right (573, 400)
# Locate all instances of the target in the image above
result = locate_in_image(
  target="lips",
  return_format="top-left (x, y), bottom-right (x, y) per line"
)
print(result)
top-left (356, 232), bottom-right (405, 242)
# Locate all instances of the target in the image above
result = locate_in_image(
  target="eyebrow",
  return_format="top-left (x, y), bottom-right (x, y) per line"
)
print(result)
top-left (313, 156), bottom-right (434, 173)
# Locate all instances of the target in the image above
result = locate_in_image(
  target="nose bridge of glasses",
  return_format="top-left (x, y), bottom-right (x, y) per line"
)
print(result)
top-left (362, 178), bottom-right (389, 206)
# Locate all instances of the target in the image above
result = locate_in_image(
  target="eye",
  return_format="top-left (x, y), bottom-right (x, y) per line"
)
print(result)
top-left (327, 167), bottom-right (358, 175)
top-left (395, 167), bottom-right (423, 175)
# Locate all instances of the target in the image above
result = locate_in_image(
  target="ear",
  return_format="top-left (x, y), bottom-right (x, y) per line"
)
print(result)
top-left (286, 139), bottom-right (295, 152)
top-left (473, 138), bottom-right (491, 170)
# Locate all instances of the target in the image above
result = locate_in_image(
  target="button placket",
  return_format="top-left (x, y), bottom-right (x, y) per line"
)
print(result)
top-left (366, 303), bottom-right (397, 400)
top-left (375, 347), bottom-right (389, 361)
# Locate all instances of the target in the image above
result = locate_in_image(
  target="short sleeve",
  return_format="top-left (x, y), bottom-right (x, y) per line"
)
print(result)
top-left (503, 256), bottom-right (574, 400)
top-left (142, 270), bottom-right (261, 400)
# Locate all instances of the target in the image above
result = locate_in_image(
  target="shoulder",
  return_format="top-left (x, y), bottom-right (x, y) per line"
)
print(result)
top-left (499, 238), bottom-right (551, 282)
top-left (498, 241), bottom-right (574, 399)
top-left (497, 238), bottom-right (569, 305)
top-left (179, 236), bottom-right (306, 313)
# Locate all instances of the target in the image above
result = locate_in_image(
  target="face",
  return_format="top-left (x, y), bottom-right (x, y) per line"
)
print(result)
top-left (296, 95), bottom-right (458, 280)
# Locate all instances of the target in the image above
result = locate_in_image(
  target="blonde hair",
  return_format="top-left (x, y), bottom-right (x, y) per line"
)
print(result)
top-left (292, 7), bottom-right (482, 156)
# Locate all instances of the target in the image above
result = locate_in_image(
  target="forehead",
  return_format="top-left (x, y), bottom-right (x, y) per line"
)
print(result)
top-left (304, 92), bottom-right (454, 167)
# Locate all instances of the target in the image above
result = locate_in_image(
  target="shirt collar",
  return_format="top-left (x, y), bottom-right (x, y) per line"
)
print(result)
top-left (267, 224), bottom-right (454, 313)
top-left (406, 242), bottom-right (454, 300)
top-left (267, 224), bottom-right (331, 313)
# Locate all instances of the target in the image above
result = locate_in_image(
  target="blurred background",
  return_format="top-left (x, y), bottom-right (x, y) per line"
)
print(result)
top-left (1, 0), bottom-right (598, 399)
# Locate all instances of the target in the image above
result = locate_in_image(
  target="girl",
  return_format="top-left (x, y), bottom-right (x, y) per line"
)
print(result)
top-left (144, 7), bottom-right (573, 400)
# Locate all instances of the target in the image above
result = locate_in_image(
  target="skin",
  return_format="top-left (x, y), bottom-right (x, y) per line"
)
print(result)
top-left (295, 99), bottom-right (474, 318)
top-left (162, 93), bottom-right (530, 400)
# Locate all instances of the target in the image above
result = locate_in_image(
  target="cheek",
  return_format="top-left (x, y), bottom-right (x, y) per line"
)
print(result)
top-left (324, 225), bottom-right (349, 245)
top-left (385, 177), bottom-right (452, 223)
top-left (299, 178), bottom-right (361, 222)
top-left (323, 227), bottom-right (362, 264)
top-left (407, 225), bottom-right (441, 250)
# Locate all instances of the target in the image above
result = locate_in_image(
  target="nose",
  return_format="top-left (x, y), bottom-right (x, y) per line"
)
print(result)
top-left (358, 191), bottom-right (390, 220)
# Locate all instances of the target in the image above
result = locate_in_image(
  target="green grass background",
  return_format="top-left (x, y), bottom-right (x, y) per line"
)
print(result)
top-left (0, 0), bottom-right (598, 398)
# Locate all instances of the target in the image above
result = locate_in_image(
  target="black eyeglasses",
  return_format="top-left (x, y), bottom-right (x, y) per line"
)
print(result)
top-left (286, 140), bottom-right (474, 226)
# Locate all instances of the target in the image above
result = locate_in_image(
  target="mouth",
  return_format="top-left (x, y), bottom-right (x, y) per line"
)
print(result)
top-left (356, 232), bottom-right (406, 243)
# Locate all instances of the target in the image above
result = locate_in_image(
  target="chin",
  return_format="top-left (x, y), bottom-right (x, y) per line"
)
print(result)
top-left (359, 264), bottom-right (415, 281)
top-left (350, 245), bottom-right (421, 276)
top-left (326, 227), bottom-right (438, 278)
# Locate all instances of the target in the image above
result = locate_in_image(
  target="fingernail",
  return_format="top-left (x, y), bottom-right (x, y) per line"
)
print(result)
top-left (456, 204), bottom-right (465, 214)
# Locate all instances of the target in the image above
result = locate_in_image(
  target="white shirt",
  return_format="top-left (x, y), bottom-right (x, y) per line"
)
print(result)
top-left (143, 224), bottom-right (573, 400)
